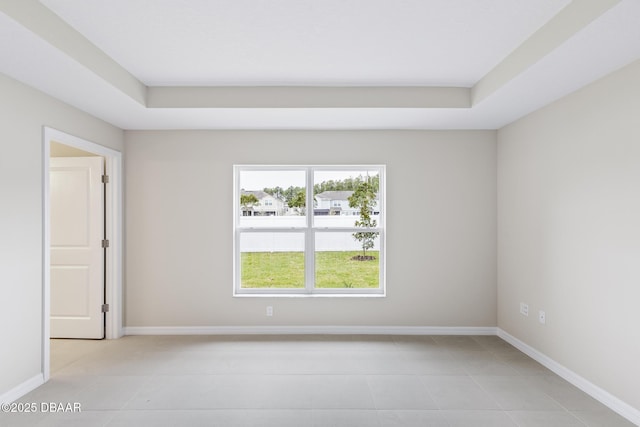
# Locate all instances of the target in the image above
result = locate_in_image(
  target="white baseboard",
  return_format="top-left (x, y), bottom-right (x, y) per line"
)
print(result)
top-left (0, 374), bottom-right (43, 404)
top-left (497, 329), bottom-right (640, 426)
top-left (124, 325), bottom-right (498, 336)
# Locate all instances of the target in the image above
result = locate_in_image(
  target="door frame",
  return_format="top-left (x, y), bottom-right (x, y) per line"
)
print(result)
top-left (42, 127), bottom-right (123, 381)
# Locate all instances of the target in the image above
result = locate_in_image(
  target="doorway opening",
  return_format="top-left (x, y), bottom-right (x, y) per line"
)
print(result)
top-left (42, 127), bottom-right (123, 381)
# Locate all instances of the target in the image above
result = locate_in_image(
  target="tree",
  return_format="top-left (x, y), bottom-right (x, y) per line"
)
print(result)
top-left (348, 180), bottom-right (379, 259)
top-left (314, 174), bottom-right (380, 195)
top-left (240, 193), bottom-right (259, 215)
top-left (288, 189), bottom-right (306, 215)
top-left (262, 186), bottom-right (284, 198)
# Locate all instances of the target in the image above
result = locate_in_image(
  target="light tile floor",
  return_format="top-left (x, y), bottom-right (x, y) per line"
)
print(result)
top-left (0, 335), bottom-right (635, 426)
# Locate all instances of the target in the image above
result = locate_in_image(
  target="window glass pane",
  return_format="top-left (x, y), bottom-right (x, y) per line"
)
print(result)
top-left (315, 232), bottom-right (380, 288)
top-left (239, 170), bottom-right (306, 228)
top-left (313, 170), bottom-right (380, 228)
top-left (240, 232), bottom-right (305, 288)
top-left (234, 165), bottom-right (384, 295)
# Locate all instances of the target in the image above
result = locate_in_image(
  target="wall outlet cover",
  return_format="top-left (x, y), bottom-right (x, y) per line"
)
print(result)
top-left (539, 310), bottom-right (546, 324)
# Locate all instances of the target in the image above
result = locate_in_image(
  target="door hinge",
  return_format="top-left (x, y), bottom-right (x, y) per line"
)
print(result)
top-left (101, 303), bottom-right (109, 313)
top-left (101, 174), bottom-right (109, 184)
top-left (101, 239), bottom-right (110, 248)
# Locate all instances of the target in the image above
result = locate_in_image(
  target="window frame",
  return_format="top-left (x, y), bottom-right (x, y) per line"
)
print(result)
top-left (233, 165), bottom-right (386, 296)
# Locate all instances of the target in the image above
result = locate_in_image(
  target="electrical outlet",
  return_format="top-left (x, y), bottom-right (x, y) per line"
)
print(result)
top-left (520, 303), bottom-right (529, 316)
top-left (538, 310), bottom-right (546, 324)
top-left (266, 306), bottom-right (273, 317)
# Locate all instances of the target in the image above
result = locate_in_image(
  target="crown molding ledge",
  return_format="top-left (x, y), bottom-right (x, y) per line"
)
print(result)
top-left (0, 0), bottom-right (146, 105)
top-left (146, 86), bottom-right (471, 109)
top-left (472, 0), bottom-right (621, 105)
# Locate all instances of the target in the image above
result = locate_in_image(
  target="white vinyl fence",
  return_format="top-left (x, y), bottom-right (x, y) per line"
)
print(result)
top-left (239, 216), bottom-right (381, 252)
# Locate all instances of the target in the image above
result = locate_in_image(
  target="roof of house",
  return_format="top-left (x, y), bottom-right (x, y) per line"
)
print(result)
top-left (241, 190), bottom-right (273, 200)
top-left (315, 191), bottom-right (354, 201)
top-left (315, 190), bottom-right (379, 201)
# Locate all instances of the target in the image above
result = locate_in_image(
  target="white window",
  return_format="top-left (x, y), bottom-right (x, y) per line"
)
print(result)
top-left (234, 165), bottom-right (385, 295)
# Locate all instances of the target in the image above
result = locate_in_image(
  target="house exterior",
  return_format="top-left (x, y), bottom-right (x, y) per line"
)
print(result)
top-left (314, 190), bottom-right (380, 216)
top-left (241, 190), bottom-right (285, 216)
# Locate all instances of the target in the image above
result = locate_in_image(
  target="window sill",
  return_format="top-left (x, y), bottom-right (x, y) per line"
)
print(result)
top-left (233, 292), bottom-right (386, 298)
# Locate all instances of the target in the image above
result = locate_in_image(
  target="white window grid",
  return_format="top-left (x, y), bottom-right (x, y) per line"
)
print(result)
top-left (233, 165), bottom-right (386, 296)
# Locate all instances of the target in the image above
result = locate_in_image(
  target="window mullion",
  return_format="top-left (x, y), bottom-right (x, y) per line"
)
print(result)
top-left (305, 167), bottom-right (314, 292)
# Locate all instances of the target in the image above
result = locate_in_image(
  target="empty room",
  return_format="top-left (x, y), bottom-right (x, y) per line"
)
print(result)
top-left (1, 0), bottom-right (639, 426)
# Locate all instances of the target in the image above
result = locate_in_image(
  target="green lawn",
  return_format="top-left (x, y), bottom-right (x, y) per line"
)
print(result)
top-left (241, 251), bottom-right (379, 288)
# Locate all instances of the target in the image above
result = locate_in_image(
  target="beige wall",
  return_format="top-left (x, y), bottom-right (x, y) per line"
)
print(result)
top-left (124, 130), bottom-right (497, 328)
top-left (0, 73), bottom-right (123, 396)
top-left (497, 60), bottom-right (640, 410)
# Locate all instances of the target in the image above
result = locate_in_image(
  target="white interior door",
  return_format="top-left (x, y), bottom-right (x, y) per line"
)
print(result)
top-left (50, 157), bottom-right (105, 339)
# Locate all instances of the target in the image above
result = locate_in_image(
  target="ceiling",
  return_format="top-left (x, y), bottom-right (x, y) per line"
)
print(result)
top-left (1, 0), bottom-right (639, 130)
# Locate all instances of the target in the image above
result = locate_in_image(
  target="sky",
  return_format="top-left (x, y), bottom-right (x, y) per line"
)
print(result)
top-left (240, 169), bottom-right (379, 191)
